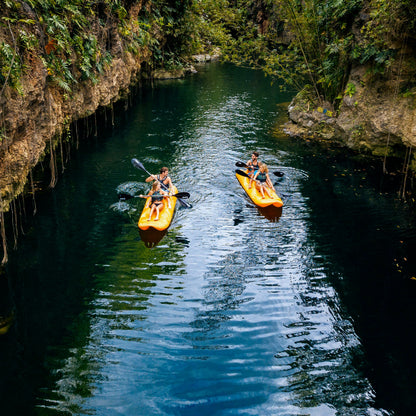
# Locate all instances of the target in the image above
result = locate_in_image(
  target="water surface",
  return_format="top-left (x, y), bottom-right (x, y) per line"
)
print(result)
top-left (1, 63), bottom-right (416, 416)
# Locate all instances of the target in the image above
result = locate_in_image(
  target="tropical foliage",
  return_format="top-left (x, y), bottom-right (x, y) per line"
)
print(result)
top-left (2, 0), bottom-right (416, 104)
top-left (191, 0), bottom-right (416, 105)
top-left (0, 0), bottom-right (196, 95)
top-left (195, 0), bottom-right (363, 103)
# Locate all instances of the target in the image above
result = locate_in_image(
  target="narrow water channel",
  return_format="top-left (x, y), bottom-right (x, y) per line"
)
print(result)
top-left (1, 63), bottom-right (416, 416)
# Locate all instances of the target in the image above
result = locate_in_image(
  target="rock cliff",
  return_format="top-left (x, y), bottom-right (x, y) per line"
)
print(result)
top-left (0, 15), bottom-right (157, 213)
top-left (285, 12), bottom-right (416, 175)
top-left (285, 63), bottom-right (416, 166)
top-left (0, 50), bottom-right (150, 213)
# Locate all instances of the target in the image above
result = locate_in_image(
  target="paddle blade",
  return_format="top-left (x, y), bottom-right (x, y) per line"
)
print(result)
top-left (273, 171), bottom-right (284, 177)
top-left (177, 197), bottom-right (192, 208)
top-left (235, 161), bottom-right (248, 168)
top-left (173, 192), bottom-right (190, 199)
top-left (235, 169), bottom-right (250, 178)
top-left (131, 158), bottom-right (146, 172)
top-left (118, 193), bottom-right (134, 200)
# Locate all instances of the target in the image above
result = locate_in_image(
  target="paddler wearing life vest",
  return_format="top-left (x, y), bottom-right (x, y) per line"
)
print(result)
top-left (247, 151), bottom-right (260, 189)
top-left (253, 163), bottom-right (274, 199)
top-left (140, 181), bottom-right (171, 221)
top-left (145, 166), bottom-right (174, 193)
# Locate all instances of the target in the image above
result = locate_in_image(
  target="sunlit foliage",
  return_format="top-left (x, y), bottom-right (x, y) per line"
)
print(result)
top-left (0, 0), bottom-right (197, 94)
top-left (2, 0), bottom-right (416, 104)
top-left (192, 0), bottom-right (416, 104)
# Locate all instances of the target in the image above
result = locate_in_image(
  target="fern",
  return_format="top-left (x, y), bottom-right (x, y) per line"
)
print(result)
top-left (55, 76), bottom-right (71, 92)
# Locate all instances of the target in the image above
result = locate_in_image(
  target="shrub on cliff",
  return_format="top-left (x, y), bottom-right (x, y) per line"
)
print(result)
top-left (0, 0), bottom-right (198, 96)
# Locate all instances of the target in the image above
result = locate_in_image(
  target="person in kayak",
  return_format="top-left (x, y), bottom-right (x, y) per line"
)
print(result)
top-left (253, 163), bottom-right (274, 199)
top-left (145, 167), bottom-right (174, 193)
top-left (247, 151), bottom-right (260, 189)
top-left (140, 181), bottom-right (171, 221)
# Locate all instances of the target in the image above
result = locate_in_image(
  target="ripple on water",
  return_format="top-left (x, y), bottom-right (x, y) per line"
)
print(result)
top-left (32, 65), bottom-right (394, 416)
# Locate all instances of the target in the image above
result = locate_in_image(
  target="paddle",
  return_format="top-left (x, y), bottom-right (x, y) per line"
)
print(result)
top-left (118, 191), bottom-right (190, 200)
top-left (236, 161), bottom-right (249, 169)
top-left (236, 169), bottom-right (278, 193)
top-left (235, 169), bottom-right (250, 178)
top-left (131, 158), bottom-right (192, 208)
top-left (235, 161), bottom-right (284, 177)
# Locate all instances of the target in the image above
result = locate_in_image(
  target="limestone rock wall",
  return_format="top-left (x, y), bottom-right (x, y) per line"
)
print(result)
top-left (0, 4), bottom-right (152, 213)
top-left (285, 64), bottom-right (416, 168)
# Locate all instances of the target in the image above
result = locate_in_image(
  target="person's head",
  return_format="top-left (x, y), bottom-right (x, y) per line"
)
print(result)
top-left (252, 152), bottom-right (259, 160)
top-left (152, 181), bottom-right (161, 192)
top-left (160, 167), bottom-right (169, 177)
top-left (259, 163), bottom-right (268, 173)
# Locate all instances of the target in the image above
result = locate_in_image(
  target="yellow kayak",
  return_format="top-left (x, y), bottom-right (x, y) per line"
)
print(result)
top-left (236, 171), bottom-right (283, 208)
top-left (138, 185), bottom-right (178, 231)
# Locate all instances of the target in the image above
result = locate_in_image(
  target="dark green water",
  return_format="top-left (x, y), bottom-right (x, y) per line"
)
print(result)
top-left (1, 63), bottom-right (416, 416)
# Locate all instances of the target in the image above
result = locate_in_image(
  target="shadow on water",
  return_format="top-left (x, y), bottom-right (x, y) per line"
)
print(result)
top-left (257, 205), bottom-right (283, 222)
top-left (0, 72), bottom-right (188, 414)
top-left (236, 202), bottom-right (283, 223)
top-left (139, 227), bottom-right (168, 248)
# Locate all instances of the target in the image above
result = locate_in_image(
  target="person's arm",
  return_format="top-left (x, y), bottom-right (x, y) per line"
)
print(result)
top-left (253, 171), bottom-right (259, 180)
top-left (145, 174), bottom-right (158, 183)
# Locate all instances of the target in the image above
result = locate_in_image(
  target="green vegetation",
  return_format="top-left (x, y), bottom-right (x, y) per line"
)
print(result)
top-left (190, 0), bottom-right (416, 106)
top-left (136, 0), bottom-right (194, 69)
top-left (189, 0), bottom-right (364, 103)
top-left (1, 0), bottom-right (416, 106)
top-left (0, 0), bottom-right (195, 95)
top-left (356, 0), bottom-right (416, 68)
top-left (344, 82), bottom-right (356, 98)
top-left (0, 39), bottom-right (23, 94)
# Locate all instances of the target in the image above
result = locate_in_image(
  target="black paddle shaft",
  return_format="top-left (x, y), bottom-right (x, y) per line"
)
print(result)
top-left (235, 161), bottom-right (284, 178)
top-left (235, 169), bottom-right (251, 178)
top-left (118, 191), bottom-right (190, 201)
top-left (131, 158), bottom-right (170, 191)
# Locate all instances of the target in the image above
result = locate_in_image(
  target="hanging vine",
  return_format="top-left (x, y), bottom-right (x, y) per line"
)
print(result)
top-left (0, 201), bottom-right (7, 266)
top-left (11, 199), bottom-right (18, 250)
top-left (29, 169), bottom-right (37, 216)
top-left (399, 145), bottom-right (413, 199)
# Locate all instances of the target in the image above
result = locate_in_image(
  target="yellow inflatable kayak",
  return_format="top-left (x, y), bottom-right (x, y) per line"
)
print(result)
top-left (236, 170), bottom-right (283, 208)
top-left (138, 185), bottom-right (178, 231)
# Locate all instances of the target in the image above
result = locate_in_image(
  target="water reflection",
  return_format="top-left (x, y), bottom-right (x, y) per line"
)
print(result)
top-left (54, 64), bottom-right (384, 414)
top-left (257, 205), bottom-right (283, 222)
top-left (1, 63), bottom-right (413, 416)
top-left (139, 227), bottom-right (168, 248)
top-left (0, 271), bottom-right (14, 336)
top-left (174, 235), bottom-right (190, 247)
top-left (35, 227), bottom-right (188, 415)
